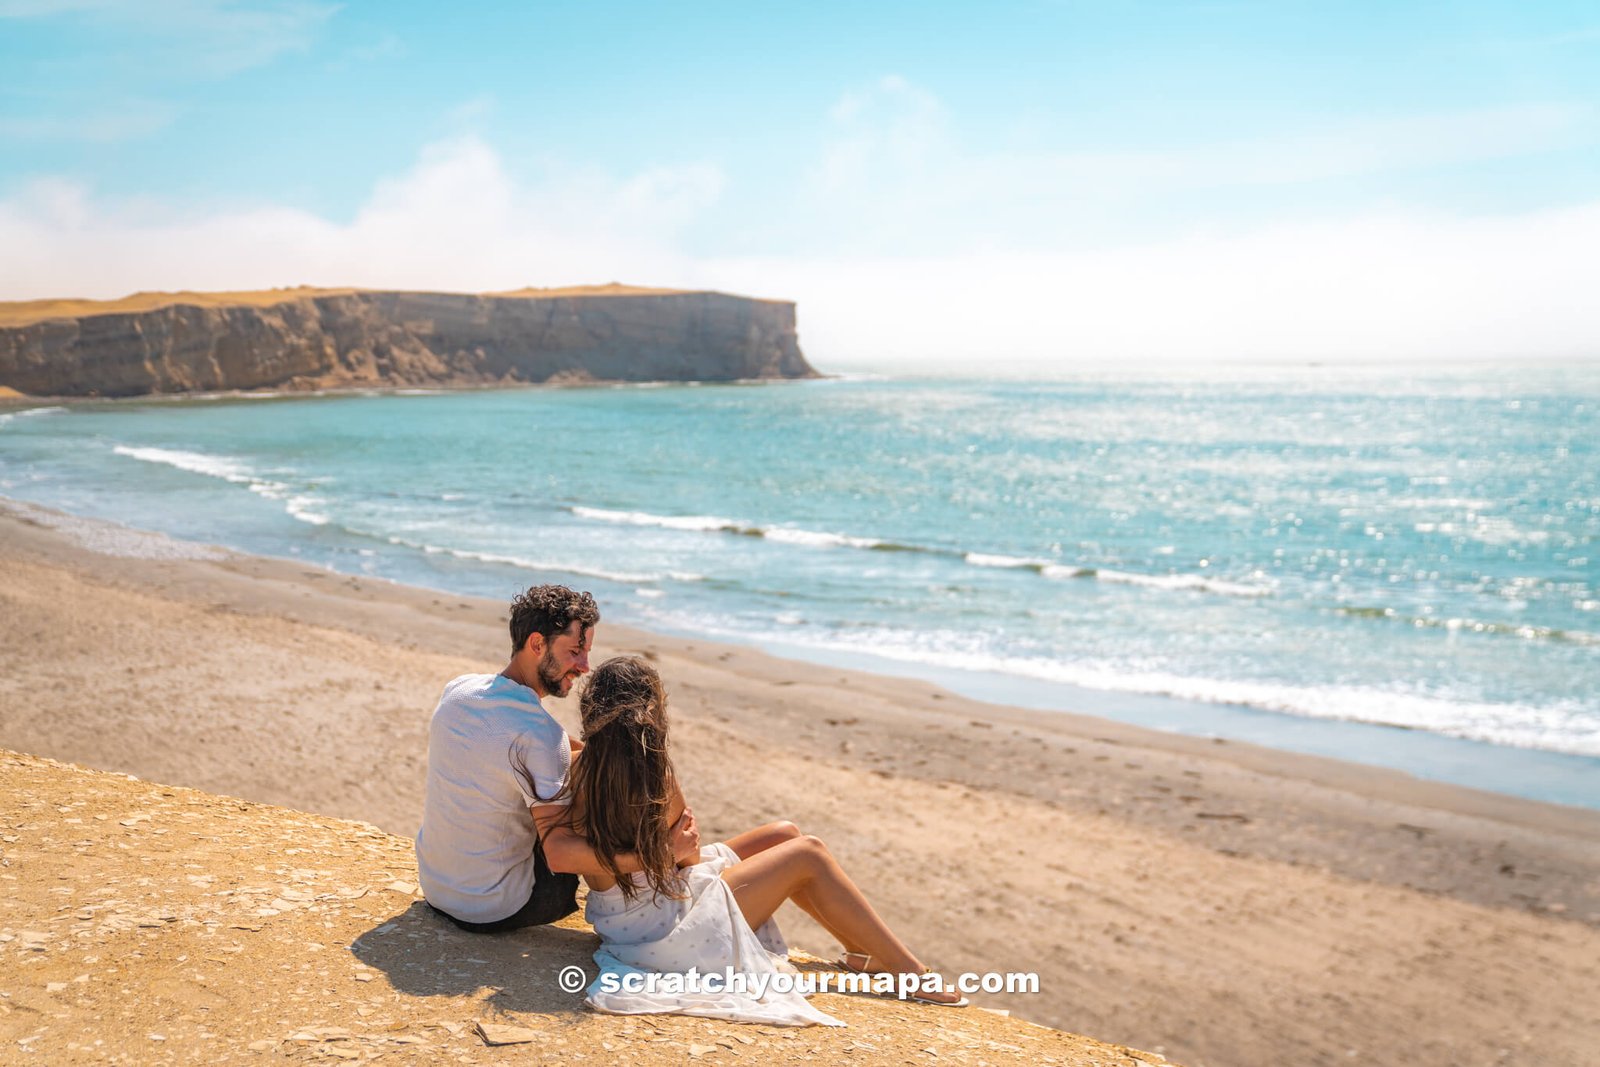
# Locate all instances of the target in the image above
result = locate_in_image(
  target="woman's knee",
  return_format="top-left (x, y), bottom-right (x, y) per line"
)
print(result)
top-left (770, 820), bottom-right (802, 841)
top-left (796, 834), bottom-right (832, 865)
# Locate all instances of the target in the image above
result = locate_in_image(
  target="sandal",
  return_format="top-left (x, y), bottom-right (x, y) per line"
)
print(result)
top-left (836, 951), bottom-right (874, 973)
top-left (833, 952), bottom-right (969, 1008)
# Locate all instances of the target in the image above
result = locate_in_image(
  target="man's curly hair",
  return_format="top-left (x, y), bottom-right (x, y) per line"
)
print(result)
top-left (508, 584), bottom-right (600, 654)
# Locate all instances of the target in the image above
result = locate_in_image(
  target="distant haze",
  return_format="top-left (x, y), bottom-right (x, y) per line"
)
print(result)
top-left (3, 5), bottom-right (1599, 370)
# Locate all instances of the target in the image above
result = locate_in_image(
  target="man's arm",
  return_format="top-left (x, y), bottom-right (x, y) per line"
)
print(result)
top-left (531, 799), bottom-right (699, 878)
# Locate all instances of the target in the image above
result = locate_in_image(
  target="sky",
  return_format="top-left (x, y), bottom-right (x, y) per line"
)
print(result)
top-left (2, 1), bottom-right (1599, 370)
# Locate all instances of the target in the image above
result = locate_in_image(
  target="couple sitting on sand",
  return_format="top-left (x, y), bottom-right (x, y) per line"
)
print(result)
top-left (413, 583), bottom-right (963, 1026)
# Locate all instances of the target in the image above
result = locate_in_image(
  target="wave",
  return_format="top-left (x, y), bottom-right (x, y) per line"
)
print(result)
top-left (109, 444), bottom-right (335, 527)
top-left (1337, 606), bottom-right (1600, 647)
top-left (645, 610), bottom-right (1600, 758)
top-left (964, 551), bottom-right (1046, 570)
top-left (572, 505), bottom-right (747, 534)
top-left (571, 505), bottom-right (1274, 598)
top-left (113, 445), bottom-right (262, 485)
top-left (285, 496), bottom-right (332, 526)
top-left (962, 552), bottom-right (1269, 596)
top-left (762, 527), bottom-right (883, 550)
top-left (382, 533), bottom-right (663, 585)
top-left (1094, 568), bottom-right (1273, 598)
top-left (569, 504), bottom-right (920, 552)
top-left (0, 405), bottom-right (68, 426)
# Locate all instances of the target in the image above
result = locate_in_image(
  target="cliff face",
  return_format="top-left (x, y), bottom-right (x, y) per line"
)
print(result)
top-left (0, 289), bottom-right (817, 397)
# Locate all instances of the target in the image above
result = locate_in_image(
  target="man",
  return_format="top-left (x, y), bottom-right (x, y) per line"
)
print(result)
top-left (415, 583), bottom-right (700, 932)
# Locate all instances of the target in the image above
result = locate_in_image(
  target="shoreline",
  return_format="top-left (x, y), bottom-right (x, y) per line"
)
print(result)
top-left (4, 460), bottom-right (1593, 811)
top-left (732, 631), bottom-right (1600, 812)
top-left (4, 491), bottom-right (1598, 850)
top-left (4, 496), bottom-right (1600, 1065)
top-left (0, 374), bottom-right (833, 408)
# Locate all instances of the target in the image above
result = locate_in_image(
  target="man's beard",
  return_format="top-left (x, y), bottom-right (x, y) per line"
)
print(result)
top-left (537, 649), bottom-right (573, 696)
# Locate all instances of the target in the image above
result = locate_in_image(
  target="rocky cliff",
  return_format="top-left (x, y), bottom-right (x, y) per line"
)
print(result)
top-left (0, 286), bottom-right (817, 397)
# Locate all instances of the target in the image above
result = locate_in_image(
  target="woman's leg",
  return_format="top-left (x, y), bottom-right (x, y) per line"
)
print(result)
top-left (720, 834), bottom-right (961, 1003)
top-left (724, 820), bottom-right (803, 861)
top-left (723, 822), bottom-right (867, 955)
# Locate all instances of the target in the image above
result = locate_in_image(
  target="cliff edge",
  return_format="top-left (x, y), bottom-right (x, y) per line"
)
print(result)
top-left (0, 751), bottom-right (1171, 1066)
top-left (0, 285), bottom-right (818, 397)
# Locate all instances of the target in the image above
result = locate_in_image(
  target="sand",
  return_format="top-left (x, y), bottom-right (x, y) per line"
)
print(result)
top-left (5, 750), bottom-right (1143, 1066)
top-left (2, 497), bottom-right (1598, 1066)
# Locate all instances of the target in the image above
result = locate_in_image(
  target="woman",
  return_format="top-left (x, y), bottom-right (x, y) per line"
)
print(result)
top-left (559, 655), bottom-right (965, 1024)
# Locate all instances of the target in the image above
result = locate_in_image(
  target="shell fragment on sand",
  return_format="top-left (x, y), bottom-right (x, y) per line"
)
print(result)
top-left (475, 1021), bottom-right (543, 1046)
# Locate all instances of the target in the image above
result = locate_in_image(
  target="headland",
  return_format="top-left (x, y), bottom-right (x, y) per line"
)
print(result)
top-left (0, 285), bottom-right (816, 397)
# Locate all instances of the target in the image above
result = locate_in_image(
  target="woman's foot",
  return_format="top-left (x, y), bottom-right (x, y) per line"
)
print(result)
top-left (837, 951), bottom-right (874, 973)
top-left (834, 952), bottom-right (969, 1007)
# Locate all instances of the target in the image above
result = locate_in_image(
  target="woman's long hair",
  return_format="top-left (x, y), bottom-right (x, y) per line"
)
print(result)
top-left (562, 656), bottom-right (681, 903)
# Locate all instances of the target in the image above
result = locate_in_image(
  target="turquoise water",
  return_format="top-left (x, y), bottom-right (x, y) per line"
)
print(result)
top-left (3, 366), bottom-right (1597, 804)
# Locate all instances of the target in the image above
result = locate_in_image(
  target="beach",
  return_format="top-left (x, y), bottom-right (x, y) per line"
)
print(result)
top-left (3, 496), bottom-right (1598, 1066)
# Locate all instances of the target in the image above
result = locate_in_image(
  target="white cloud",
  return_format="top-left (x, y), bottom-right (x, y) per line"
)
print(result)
top-left (1, 0), bottom-right (337, 77)
top-left (0, 97), bottom-right (178, 142)
top-left (696, 202), bottom-right (1600, 367)
top-left (796, 76), bottom-right (1597, 255)
top-left (3, 135), bottom-right (1598, 369)
top-left (1, 0), bottom-right (336, 147)
top-left (813, 74), bottom-right (947, 194)
top-left (1035, 103), bottom-right (1592, 190)
top-left (0, 137), bottom-right (716, 298)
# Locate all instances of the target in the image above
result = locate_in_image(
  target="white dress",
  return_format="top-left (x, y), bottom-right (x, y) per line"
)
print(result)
top-left (583, 842), bottom-right (843, 1027)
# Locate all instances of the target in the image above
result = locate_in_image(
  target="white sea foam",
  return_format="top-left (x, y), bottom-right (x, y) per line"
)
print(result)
top-left (1339, 607), bottom-right (1600, 648)
top-left (571, 504), bottom-right (889, 550)
top-left (658, 612), bottom-right (1600, 758)
top-left (963, 552), bottom-right (1089, 578)
top-left (962, 551), bottom-right (1269, 596)
top-left (113, 445), bottom-right (256, 484)
top-left (112, 444), bottom-right (334, 527)
top-left (1094, 568), bottom-right (1273, 598)
top-left (0, 405), bottom-right (68, 426)
top-left (762, 526), bottom-right (882, 549)
top-left (384, 534), bottom-right (660, 585)
top-left (572, 505), bottom-right (741, 532)
top-left (965, 552), bottom-right (1045, 569)
top-left (285, 496), bottom-right (331, 526)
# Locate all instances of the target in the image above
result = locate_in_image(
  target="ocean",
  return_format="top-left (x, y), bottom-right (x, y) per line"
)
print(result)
top-left (4, 364), bottom-right (1597, 807)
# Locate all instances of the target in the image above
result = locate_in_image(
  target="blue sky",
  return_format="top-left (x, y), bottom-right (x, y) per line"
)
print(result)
top-left (3, 1), bottom-right (1599, 367)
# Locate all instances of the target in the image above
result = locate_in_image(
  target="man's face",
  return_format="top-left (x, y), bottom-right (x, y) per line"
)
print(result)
top-left (535, 621), bottom-right (593, 698)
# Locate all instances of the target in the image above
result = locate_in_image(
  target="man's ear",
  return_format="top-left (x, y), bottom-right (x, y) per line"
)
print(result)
top-left (522, 632), bottom-right (545, 657)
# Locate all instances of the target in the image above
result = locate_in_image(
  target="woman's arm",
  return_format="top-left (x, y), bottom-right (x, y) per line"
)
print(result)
top-left (531, 800), bottom-right (700, 881)
top-left (663, 783), bottom-right (697, 868)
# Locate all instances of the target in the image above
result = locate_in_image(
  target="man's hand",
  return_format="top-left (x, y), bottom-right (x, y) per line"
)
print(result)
top-left (671, 806), bottom-right (701, 866)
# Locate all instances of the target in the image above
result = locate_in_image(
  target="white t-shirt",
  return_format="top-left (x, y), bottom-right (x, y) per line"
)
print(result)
top-left (414, 673), bottom-right (571, 923)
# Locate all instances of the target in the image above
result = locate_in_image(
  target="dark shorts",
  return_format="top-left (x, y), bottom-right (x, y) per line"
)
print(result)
top-left (427, 836), bottom-right (580, 933)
